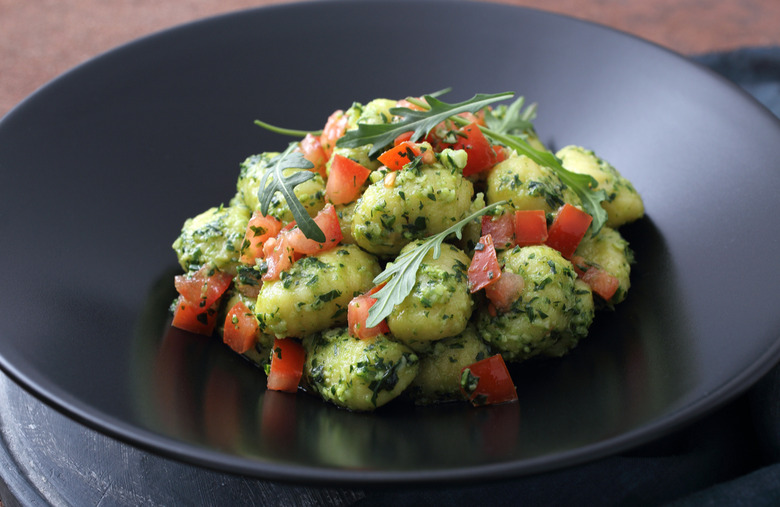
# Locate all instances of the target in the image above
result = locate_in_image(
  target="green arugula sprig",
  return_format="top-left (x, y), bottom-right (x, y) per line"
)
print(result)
top-left (403, 95), bottom-right (608, 234)
top-left (337, 92), bottom-right (514, 157)
top-left (365, 200), bottom-right (507, 329)
top-left (254, 119), bottom-right (321, 138)
top-left (482, 96), bottom-right (537, 135)
top-left (257, 142), bottom-right (326, 242)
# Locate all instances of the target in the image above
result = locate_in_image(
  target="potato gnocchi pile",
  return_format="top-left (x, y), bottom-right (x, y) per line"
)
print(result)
top-left (170, 92), bottom-right (644, 411)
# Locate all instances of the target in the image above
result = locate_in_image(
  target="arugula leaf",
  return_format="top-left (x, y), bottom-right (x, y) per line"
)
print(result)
top-left (337, 92), bottom-right (514, 157)
top-left (482, 96), bottom-right (537, 136)
top-left (257, 142), bottom-right (326, 242)
top-left (365, 200), bottom-right (507, 328)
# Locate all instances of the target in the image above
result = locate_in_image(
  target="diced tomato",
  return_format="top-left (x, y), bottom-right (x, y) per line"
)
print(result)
top-left (468, 234), bottom-right (502, 293)
top-left (174, 265), bottom-right (233, 310)
top-left (481, 214), bottom-right (515, 250)
top-left (262, 234), bottom-right (295, 281)
top-left (458, 111), bottom-right (486, 126)
top-left (378, 141), bottom-right (422, 171)
top-left (281, 220), bottom-right (298, 233)
top-left (325, 154), bottom-right (370, 205)
top-left (545, 204), bottom-right (593, 259)
top-left (514, 209), bottom-right (548, 247)
top-left (348, 293), bottom-right (390, 339)
top-left (377, 141), bottom-right (434, 170)
top-left (171, 296), bottom-right (219, 336)
top-left (320, 110), bottom-right (349, 158)
top-left (484, 271), bottom-right (524, 313)
top-left (297, 133), bottom-right (328, 179)
top-left (424, 118), bottom-right (458, 148)
top-left (581, 265), bottom-right (620, 301)
top-left (284, 204), bottom-right (343, 255)
top-left (239, 212), bottom-right (283, 265)
top-left (493, 145), bottom-right (509, 164)
top-left (267, 338), bottom-right (306, 393)
top-left (223, 301), bottom-right (258, 354)
top-left (393, 131), bottom-right (414, 145)
top-left (460, 354), bottom-right (518, 407)
top-left (450, 122), bottom-right (497, 177)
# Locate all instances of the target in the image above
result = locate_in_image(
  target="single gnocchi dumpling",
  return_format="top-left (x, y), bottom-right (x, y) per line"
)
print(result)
top-left (254, 245), bottom-right (380, 338)
top-left (304, 327), bottom-right (420, 411)
top-left (234, 152), bottom-right (327, 224)
top-left (172, 205), bottom-right (250, 274)
top-left (351, 151), bottom-right (473, 256)
top-left (477, 244), bottom-right (594, 362)
top-left (386, 241), bottom-right (473, 348)
top-left (486, 153), bottom-right (581, 212)
top-left (556, 145), bottom-right (644, 228)
top-left (406, 325), bottom-right (490, 405)
top-left (358, 98), bottom-right (398, 125)
top-left (574, 226), bottom-right (633, 304)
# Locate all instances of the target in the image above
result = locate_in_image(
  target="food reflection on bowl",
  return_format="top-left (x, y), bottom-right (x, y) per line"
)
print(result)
top-left (133, 215), bottom-right (688, 473)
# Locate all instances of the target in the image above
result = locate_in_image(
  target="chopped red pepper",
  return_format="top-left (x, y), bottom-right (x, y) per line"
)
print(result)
top-left (319, 110), bottom-right (349, 158)
top-left (284, 203), bottom-right (343, 256)
top-left (348, 283), bottom-right (390, 340)
top-left (171, 296), bottom-right (219, 336)
top-left (297, 133), bottom-right (328, 179)
top-left (484, 271), bottom-right (524, 313)
top-left (468, 234), bottom-right (502, 293)
top-left (514, 209), bottom-right (548, 247)
top-left (377, 141), bottom-right (428, 171)
top-left (460, 354), bottom-right (518, 407)
top-left (239, 212), bottom-right (283, 265)
top-left (581, 265), bottom-right (620, 301)
top-left (545, 203), bottom-right (592, 259)
top-left (223, 301), bottom-right (259, 354)
top-left (481, 213), bottom-right (516, 250)
top-left (325, 155), bottom-right (371, 205)
top-left (267, 338), bottom-right (306, 393)
top-left (174, 265), bottom-right (232, 311)
top-left (262, 234), bottom-right (295, 281)
top-left (449, 122), bottom-right (497, 177)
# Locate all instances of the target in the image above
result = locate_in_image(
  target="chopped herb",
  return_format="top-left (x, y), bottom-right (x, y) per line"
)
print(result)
top-left (402, 216), bottom-right (428, 237)
top-left (317, 289), bottom-right (342, 304)
top-left (460, 368), bottom-right (479, 395)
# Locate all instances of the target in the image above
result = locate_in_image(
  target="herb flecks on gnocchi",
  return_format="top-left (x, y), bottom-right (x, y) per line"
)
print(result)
top-left (169, 90), bottom-right (644, 411)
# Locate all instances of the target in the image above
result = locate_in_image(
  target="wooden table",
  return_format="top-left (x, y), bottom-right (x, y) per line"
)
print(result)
top-left (2, 0), bottom-right (780, 118)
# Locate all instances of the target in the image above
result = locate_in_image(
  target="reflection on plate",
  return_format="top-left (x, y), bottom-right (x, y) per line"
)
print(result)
top-left (1, 0), bottom-right (779, 484)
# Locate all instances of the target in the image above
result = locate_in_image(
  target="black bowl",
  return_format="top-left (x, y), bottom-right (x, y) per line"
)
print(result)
top-left (1, 0), bottom-right (779, 485)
